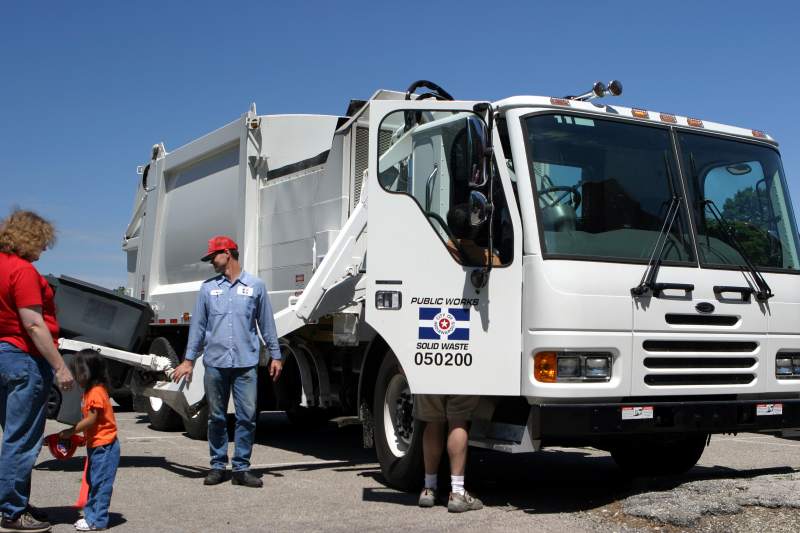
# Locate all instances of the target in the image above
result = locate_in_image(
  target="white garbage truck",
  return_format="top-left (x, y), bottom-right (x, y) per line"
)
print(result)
top-left (61, 79), bottom-right (800, 489)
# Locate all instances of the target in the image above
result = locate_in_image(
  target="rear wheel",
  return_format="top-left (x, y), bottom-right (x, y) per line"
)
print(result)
top-left (182, 403), bottom-right (209, 440)
top-left (611, 433), bottom-right (708, 477)
top-left (144, 337), bottom-right (183, 431)
top-left (373, 350), bottom-right (423, 491)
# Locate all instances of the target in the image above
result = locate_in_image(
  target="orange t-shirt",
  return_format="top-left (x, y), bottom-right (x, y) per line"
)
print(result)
top-left (81, 385), bottom-right (118, 448)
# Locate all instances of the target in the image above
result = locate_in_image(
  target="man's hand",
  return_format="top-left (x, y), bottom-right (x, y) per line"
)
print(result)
top-left (172, 359), bottom-right (194, 383)
top-left (55, 364), bottom-right (75, 391)
top-left (269, 358), bottom-right (283, 382)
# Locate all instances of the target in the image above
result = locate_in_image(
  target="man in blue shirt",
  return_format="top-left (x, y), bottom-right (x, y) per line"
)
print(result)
top-left (172, 235), bottom-right (283, 488)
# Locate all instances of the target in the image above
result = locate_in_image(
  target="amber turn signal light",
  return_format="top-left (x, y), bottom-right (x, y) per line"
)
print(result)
top-left (534, 352), bottom-right (558, 383)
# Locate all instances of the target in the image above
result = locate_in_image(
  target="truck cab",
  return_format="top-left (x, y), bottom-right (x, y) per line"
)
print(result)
top-left (365, 85), bottom-right (800, 483)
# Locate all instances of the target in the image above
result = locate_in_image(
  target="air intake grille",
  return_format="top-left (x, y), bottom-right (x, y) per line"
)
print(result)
top-left (643, 340), bottom-right (757, 353)
top-left (644, 374), bottom-right (755, 386)
top-left (665, 314), bottom-right (739, 326)
top-left (644, 357), bottom-right (756, 369)
top-left (353, 126), bottom-right (369, 204)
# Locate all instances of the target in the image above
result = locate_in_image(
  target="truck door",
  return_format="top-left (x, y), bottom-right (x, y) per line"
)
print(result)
top-left (366, 100), bottom-right (523, 395)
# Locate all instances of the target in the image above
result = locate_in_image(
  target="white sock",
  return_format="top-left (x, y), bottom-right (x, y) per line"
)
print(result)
top-left (424, 473), bottom-right (438, 490)
top-left (451, 475), bottom-right (465, 495)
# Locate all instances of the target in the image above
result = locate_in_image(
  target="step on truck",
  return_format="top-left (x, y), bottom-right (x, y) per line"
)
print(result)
top-left (66, 79), bottom-right (800, 487)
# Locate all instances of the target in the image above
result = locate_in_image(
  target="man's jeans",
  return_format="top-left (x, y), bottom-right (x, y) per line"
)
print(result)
top-left (84, 439), bottom-right (120, 529)
top-left (204, 365), bottom-right (258, 472)
top-left (0, 342), bottom-right (53, 519)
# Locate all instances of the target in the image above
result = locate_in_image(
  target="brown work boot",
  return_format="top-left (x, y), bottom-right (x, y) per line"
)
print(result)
top-left (0, 511), bottom-right (52, 532)
top-left (447, 491), bottom-right (483, 513)
top-left (231, 471), bottom-right (263, 488)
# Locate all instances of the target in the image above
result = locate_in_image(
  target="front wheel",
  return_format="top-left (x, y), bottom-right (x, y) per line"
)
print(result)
top-left (611, 433), bottom-right (708, 477)
top-left (373, 351), bottom-right (424, 491)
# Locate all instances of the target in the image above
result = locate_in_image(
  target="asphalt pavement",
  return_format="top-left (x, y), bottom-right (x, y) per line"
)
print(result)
top-left (17, 413), bottom-right (800, 532)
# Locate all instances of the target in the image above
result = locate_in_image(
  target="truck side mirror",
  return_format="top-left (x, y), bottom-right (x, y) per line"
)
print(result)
top-left (465, 115), bottom-right (490, 189)
top-left (469, 191), bottom-right (491, 227)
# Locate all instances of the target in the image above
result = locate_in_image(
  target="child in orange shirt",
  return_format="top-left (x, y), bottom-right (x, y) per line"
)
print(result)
top-left (59, 349), bottom-right (119, 531)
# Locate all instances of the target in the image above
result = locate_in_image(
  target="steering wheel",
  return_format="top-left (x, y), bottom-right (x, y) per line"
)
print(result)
top-left (538, 185), bottom-right (582, 209)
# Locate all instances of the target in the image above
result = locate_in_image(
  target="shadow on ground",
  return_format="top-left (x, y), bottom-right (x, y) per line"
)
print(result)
top-left (41, 410), bottom-right (798, 516)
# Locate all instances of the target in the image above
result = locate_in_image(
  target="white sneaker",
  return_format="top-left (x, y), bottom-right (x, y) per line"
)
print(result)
top-left (74, 518), bottom-right (103, 531)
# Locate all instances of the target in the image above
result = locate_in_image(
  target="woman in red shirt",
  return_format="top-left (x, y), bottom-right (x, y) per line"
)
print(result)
top-left (0, 209), bottom-right (74, 533)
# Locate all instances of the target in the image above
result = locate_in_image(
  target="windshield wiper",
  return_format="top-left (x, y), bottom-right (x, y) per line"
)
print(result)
top-left (631, 194), bottom-right (692, 297)
top-left (701, 199), bottom-right (774, 301)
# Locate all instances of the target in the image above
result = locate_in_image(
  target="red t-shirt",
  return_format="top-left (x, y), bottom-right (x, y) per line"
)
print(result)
top-left (0, 252), bottom-right (59, 356)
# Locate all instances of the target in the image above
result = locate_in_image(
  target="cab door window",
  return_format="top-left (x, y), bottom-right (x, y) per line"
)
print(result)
top-left (378, 110), bottom-right (512, 266)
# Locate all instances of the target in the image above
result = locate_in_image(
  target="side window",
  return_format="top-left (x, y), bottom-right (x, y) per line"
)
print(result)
top-left (377, 110), bottom-right (512, 266)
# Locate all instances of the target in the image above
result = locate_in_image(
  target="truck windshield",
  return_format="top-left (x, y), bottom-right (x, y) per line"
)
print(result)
top-left (678, 132), bottom-right (800, 271)
top-left (524, 114), bottom-right (694, 263)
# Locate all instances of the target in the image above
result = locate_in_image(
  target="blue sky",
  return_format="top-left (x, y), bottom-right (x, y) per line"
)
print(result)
top-left (2, 1), bottom-right (799, 288)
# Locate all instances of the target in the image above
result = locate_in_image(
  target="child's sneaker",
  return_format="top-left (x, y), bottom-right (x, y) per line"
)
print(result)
top-left (74, 518), bottom-right (104, 531)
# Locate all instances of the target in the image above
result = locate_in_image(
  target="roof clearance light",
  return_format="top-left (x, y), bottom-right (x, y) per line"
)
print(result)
top-left (660, 113), bottom-right (677, 123)
top-left (687, 118), bottom-right (704, 128)
top-left (752, 130), bottom-right (767, 139)
top-left (631, 108), bottom-right (649, 119)
top-left (550, 97), bottom-right (571, 106)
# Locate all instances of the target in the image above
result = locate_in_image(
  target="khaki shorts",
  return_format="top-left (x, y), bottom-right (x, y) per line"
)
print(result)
top-left (414, 394), bottom-right (479, 423)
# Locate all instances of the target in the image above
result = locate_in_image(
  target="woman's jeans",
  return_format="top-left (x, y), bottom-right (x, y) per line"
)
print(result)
top-left (84, 439), bottom-right (120, 529)
top-left (0, 342), bottom-right (53, 520)
top-left (204, 365), bottom-right (258, 472)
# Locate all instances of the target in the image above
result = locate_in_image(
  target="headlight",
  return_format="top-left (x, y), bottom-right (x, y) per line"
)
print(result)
top-left (534, 352), bottom-right (612, 382)
top-left (776, 353), bottom-right (800, 379)
top-left (585, 356), bottom-right (611, 379)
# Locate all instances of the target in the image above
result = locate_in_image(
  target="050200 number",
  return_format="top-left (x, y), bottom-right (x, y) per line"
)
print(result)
top-left (413, 352), bottom-right (472, 367)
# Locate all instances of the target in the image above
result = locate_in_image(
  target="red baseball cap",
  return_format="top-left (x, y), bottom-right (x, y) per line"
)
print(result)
top-left (201, 235), bottom-right (238, 261)
top-left (44, 433), bottom-right (86, 460)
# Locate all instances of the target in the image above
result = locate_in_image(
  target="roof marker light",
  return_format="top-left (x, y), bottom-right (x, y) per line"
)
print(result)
top-left (659, 113), bottom-right (677, 124)
top-left (631, 108), bottom-right (649, 119)
top-left (752, 130), bottom-right (767, 139)
top-left (550, 97), bottom-right (571, 106)
top-left (687, 118), bottom-right (704, 128)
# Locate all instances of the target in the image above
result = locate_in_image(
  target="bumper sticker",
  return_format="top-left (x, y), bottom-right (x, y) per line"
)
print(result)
top-left (621, 406), bottom-right (654, 420)
top-left (756, 403), bottom-right (783, 416)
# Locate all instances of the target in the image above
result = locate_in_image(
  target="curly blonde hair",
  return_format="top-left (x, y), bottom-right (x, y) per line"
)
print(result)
top-left (0, 209), bottom-right (56, 261)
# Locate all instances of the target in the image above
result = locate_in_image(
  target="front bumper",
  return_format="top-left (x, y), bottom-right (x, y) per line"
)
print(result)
top-left (532, 399), bottom-right (800, 440)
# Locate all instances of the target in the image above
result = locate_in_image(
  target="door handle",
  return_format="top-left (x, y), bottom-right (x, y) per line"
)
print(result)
top-left (652, 282), bottom-right (694, 297)
top-left (714, 285), bottom-right (753, 302)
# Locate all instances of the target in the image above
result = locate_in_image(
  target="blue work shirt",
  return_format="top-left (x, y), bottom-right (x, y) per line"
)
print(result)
top-left (184, 270), bottom-right (282, 368)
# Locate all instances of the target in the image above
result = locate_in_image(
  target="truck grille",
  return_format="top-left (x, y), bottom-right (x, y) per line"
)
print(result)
top-left (642, 340), bottom-right (757, 353)
top-left (642, 340), bottom-right (758, 387)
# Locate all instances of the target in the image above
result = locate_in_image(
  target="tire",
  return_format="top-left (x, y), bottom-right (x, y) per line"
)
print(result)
top-left (373, 350), bottom-right (424, 491)
top-left (144, 337), bottom-right (183, 431)
top-left (46, 384), bottom-right (62, 419)
top-left (182, 404), bottom-right (209, 440)
top-left (112, 394), bottom-right (134, 412)
top-left (611, 433), bottom-right (709, 477)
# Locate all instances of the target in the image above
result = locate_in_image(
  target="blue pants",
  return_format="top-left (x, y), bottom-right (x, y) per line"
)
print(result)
top-left (204, 365), bottom-right (258, 472)
top-left (84, 439), bottom-right (120, 529)
top-left (0, 342), bottom-right (53, 519)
